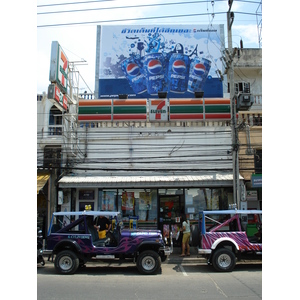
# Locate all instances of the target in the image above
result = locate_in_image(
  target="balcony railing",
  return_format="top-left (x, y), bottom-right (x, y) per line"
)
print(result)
top-left (48, 125), bottom-right (63, 136)
top-left (238, 112), bottom-right (262, 126)
top-left (79, 92), bottom-right (94, 99)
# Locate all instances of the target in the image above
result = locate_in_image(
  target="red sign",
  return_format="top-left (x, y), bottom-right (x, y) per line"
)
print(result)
top-left (48, 83), bottom-right (68, 110)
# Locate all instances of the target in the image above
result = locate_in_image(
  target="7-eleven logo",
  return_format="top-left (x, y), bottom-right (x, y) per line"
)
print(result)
top-left (149, 100), bottom-right (168, 121)
top-left (58, 46), bottom-right (68, 90)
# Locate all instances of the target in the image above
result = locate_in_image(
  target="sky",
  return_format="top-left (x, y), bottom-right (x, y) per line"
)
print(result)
top-left (36, 0), bottom-right (263, 95)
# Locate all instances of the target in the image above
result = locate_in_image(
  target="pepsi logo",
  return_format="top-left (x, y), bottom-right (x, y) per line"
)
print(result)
top-left (147, 59), bottom-right (162, 75)
top-left (172, 60), bottom-right (186, 74)
top-left (193, 63), bottom-right (206, 76)
top-left (126, 63), bottom-right (140, 76)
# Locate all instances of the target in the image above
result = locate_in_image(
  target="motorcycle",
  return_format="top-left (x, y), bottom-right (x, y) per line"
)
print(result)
top-left (37, 229), bottom-right (45, 266)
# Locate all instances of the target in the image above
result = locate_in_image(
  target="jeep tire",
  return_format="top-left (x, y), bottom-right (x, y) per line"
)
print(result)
top-left (212, 248), bottom-right (236, 272)
top-left (136, 250), bottom-right (161, 275)
top-left (54, 250), bottom-right (80, 274)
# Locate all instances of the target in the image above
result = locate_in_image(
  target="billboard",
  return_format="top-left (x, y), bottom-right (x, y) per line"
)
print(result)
top-left (95, 25), bottom-right (225, 99)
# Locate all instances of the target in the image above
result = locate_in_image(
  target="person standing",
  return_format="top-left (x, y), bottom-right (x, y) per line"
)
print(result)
top-left (180, 215), bottom-right (191, 257)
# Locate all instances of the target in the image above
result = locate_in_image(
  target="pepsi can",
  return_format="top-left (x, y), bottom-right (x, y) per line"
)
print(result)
top-left (187, 57), bottom-right (211, 93)
top-left (121, 56), bottom-right (147, 94)
top-left (168, 53), bottom-right (190, 93)
top-left (143, 53), bottom-right (168, 95)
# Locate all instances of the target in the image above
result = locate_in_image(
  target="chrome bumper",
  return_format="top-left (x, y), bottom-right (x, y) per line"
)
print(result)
top-left (163, 246), bottom-right (173, 256)
top-left (42, 249), bottom-right (53, 256)
top-left (198, 248), bottom-right (212, 255)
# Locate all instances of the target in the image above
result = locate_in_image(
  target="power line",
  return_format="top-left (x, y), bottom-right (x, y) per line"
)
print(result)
top-left (37, 0), bottom-right (118, 8)
top-left (37, 11), bottom-right (227, 28)
top-left (37, 1), bottom-right (221, 15)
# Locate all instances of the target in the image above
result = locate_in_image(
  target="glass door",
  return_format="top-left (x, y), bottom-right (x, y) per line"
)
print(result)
top-left (159, 195), bottom-right (184, 246)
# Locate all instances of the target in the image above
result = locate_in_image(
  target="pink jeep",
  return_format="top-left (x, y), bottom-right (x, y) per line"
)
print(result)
top-left (198, 210), bottom-right (262, 272)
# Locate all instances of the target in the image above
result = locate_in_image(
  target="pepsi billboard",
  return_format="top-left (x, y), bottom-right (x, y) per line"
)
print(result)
top-left (95, 25), bottom-right (225, 99)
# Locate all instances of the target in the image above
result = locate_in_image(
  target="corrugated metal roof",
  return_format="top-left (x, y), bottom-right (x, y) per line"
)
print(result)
top-left (58, 173), bottom-right (243, 188)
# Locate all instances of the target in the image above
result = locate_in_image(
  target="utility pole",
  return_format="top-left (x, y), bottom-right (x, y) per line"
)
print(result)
top-left (227, 0), bottom-right (240, 208)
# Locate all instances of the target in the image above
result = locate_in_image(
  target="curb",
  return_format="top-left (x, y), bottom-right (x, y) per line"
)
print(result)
top-left (166, 254), bottom-right (207, 264)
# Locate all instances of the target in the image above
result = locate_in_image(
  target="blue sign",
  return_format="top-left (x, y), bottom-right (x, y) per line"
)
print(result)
top-left (251, 174), bottom-right (262, 188)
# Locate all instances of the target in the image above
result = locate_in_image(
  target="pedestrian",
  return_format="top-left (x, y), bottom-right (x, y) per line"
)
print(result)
top-left (179, 215), bottom-right (191, 257)
top-left (94, 215), bottom-right (111, 239)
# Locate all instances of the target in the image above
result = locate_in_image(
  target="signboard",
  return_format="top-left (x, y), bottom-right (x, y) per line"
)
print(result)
top-left (96, 25), bottom-right (225, 99)
top-left (251, 174), bottom-right (262, 188)
top-left (79, 190), bottom-right (95, 200)
top-left (246, 190), bottom-right (258, 201)
top-left (48, 83), bottom-right (68, 110)
top-left (149, 99), bottom-right (168, 121)
top-left (49, 41), bottom-right (69, 94)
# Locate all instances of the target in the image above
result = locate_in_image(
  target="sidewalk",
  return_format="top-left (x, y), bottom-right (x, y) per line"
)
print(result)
top-left (166, 246), bottom-right (207, 264)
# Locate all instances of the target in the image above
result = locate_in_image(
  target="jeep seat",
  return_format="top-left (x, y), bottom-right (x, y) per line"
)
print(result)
top-left (88, 226), bottom-right (110, 247)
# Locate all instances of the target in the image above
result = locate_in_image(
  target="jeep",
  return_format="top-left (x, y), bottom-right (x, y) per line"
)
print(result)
top-left (43, 210), bottom-right (172, 275)
top-left (198, 209), bottom-right (262, 272)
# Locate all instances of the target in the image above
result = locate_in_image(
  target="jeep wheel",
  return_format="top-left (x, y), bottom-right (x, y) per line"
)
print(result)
top-left (212, 248), bottom-right (236, 272)
top-left (54, 250), bottom-right (79, 275)
top-left (136, 250), bottom-right (161, 275)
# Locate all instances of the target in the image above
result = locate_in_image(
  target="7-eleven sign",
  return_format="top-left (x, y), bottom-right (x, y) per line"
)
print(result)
top-left (149, 99), bottom-right (168, 121)
top-left (49, 41), bottom-right (69, 94)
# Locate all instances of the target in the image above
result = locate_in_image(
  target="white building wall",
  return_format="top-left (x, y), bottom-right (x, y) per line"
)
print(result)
top-left (72, 124), bottom-right (233, 176)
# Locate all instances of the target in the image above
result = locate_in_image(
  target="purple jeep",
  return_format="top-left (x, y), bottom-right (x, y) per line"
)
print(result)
top-left (198, 210), bottom-right (262, 272)
top-left (43, 211), bottom-right (172, 275)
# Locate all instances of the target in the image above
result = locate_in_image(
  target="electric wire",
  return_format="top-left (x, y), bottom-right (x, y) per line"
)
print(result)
top-left (37, 0), bottom-right (225, 15)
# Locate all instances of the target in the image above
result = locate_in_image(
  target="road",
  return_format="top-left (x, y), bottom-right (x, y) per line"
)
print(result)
top-left (37, 259), bottom-right (262, 300)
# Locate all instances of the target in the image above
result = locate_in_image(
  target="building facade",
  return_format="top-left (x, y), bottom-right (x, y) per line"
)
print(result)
top-left (233, 49), bottom-right (262, 210)
top-left (37, 48), bottom-right (262, 245)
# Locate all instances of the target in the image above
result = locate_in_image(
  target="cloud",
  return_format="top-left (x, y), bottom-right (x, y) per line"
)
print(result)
top-left (232, 24), bottom-right (259, 47)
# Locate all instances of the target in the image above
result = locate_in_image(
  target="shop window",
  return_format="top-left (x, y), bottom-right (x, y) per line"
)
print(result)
top-left (118, 189), bottom-right (158, 229)
top-left (185, 187), bottom-right (232, 213)
top-left (98, 190), bottom-right (117, 211)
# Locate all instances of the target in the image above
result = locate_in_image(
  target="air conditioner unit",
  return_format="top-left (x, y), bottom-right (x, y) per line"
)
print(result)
top-left (237, 93), bottom-right (254, 111)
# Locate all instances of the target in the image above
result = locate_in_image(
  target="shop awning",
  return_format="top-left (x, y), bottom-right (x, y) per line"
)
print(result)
top-left (58, 173), bottom-right (243, 189)
top-left (37, 173), bottom-right (50, 194)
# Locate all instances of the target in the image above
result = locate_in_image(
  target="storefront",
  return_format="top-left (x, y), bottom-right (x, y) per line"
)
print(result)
top-left (58, 174), bottom-right (241, 246)
top-left (37, 172), bottom-right (51, 238)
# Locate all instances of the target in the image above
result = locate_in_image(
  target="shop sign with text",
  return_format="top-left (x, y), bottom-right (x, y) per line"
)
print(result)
top-left (48, 83), bottom-right (68, 111)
